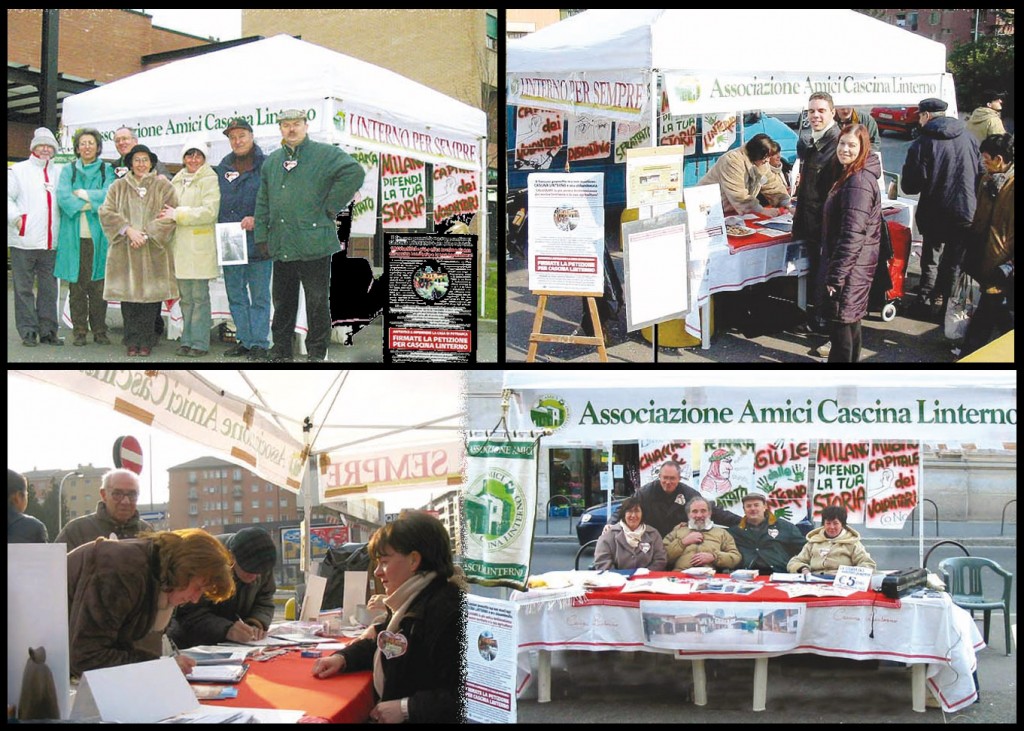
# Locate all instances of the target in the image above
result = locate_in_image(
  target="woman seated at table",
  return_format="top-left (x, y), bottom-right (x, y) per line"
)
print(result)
top-left (67, 529), bottom-right (235, 678)
top-left (698, 133), bottom-right (791, 217)
top-left (787, 505), bottom-right (876, 575)
top-left (311, 511), bottom-right (465, 724)
top-left (593, 495), bottom-right (667, 571)
top-left (664, 496), bottom-right (741, 572)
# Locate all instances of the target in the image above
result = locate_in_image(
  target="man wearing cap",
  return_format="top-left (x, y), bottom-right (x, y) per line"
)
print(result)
top-left (168, 527), bottom-right (278, 648)
top-left (216, 118), bottom-right (272, 361)
top-left (727, 491), bottom-right (805, 575)
top-left (902, 98), bottom-right (983, 317)
top-left (965, 89), bottom-right (1007, 144)
top-left (7, 127), bottom-right (64, 347)
top-left (255, 108), bottom-right (365, 362)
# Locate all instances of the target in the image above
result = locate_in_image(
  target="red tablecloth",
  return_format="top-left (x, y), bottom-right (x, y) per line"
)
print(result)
top-left (581, 573), bottom-right (900, 610)
top-left (727, 212), bottom-right (793, 253)
top-left (201, 650), bottom-right (374, 723)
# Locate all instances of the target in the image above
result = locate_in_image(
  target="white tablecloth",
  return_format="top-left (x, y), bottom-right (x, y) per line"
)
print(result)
top-left (513, 591), bottom-right (982, 713)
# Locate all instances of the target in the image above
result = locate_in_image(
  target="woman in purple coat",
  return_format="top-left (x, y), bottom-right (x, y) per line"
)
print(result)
top-left (821, 124), bottom-right (882, 362)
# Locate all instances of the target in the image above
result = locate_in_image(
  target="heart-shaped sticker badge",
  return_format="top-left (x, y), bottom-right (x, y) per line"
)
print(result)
top-left (225, 171), bottom-right (240, 182)
top-left (376, 630), bottom-right (408, 660)
top-left (283, 160), bottom-right (298, 172)
top-left (138, 187), bottom-right (147, 198)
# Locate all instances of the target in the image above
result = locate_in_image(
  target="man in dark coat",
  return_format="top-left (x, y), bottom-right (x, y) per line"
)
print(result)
top-left (54, 468), bottom-right (154, 551)
top-left (637, 460), bottom-right (739, 538)
top-left (728, 491), bottom-right (804, 574)
top-left (216, 118), bottom-right (271, 361)
top-left (794, 92), bottom-right (844, 334)
top-left (168, 528), bottom-right (277, 648)
top-left (8, 468), bottom-right (47, 543)
top-left (901, 97), bottom-right (983, 317)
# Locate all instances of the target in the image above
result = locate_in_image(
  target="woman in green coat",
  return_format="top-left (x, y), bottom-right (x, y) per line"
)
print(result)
top-left (55, 128), bottom-right (114, 346)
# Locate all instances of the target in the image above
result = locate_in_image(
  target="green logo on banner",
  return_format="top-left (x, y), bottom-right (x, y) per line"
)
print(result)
top-left (530, 395), bottom-right (569, 431)
top-left (464, 466), bottom-right (527, 552)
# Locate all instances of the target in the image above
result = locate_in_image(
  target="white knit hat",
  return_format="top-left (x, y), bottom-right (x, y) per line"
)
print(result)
top-left (30, 127), bottom-right (59, 153)
top-left (179, 135), bottom-right (209, 162)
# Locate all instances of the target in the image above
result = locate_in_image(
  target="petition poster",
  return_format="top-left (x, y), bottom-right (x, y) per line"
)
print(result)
top-left (527, 173), bottom-right (604, 294)
top-left (384, 233), bottom-right (476, 363)
top-left (466, 595), bottom-right (518, 723)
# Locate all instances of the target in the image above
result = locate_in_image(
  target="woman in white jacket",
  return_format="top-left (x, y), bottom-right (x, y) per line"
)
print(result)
top-left (7, 127), bottom-right (63, 347)
top-left (161, 137), bottom-right (221, 357)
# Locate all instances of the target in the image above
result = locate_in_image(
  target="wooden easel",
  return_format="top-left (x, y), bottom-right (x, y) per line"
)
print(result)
top-left (526, 290), bottom-right (608, 362)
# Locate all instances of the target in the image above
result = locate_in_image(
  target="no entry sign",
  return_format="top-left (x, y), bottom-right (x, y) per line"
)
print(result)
top-left (113, 435), bottom-right (144, 475)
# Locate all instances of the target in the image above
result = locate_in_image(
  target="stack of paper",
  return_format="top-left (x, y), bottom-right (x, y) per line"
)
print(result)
top-left (186, 665), bottom-right (248, 684)
top-left (770, 572), bottom-right (833, 584)
top-left (180, 649), bottom-right (251, 666)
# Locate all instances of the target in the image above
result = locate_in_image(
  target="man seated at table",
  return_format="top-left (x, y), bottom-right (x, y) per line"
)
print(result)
top-left (728, 491), bottom-right (805, 575)
top-left (168, 527), bottom-right (277, 647)
top-left (787, 505), bottom-right (876, 575)
top-left (664, 496), bottom-right (741, 572)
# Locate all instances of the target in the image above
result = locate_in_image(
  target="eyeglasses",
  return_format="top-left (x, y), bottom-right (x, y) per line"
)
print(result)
top-left (110, 490), bottom-right (139, 502)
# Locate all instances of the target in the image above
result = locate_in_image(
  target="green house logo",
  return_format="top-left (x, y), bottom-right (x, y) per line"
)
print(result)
top-left (530, 395), bottom-right (569, 431)
top-left (464, 467), bottom-right (527, 552)
top-left (674, 77), bottom-right (701, 104)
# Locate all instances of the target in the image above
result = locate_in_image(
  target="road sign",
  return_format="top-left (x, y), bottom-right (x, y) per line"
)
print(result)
top-left (113, 435), bottom-right (143, 475)
top-left (140, 511), bottom-right (166, 522)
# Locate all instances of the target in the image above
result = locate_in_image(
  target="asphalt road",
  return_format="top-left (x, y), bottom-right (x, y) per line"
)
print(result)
top-left (504, 133), bottom-right (970, 364)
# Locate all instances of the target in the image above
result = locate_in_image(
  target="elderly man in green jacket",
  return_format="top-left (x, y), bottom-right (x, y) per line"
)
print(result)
top-left (728, 491), bottom-right (805, 575)
top-left (256, 108), bottom-right (365, 362)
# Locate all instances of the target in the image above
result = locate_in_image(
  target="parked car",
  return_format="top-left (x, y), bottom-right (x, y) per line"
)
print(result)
top-left (871, 105), bottom-right (920, 138)
top-left (576, 500), bottom-right (625, 545)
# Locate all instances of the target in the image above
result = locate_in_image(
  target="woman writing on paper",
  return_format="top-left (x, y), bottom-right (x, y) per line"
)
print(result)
top-left (67, 529), bottom-right (235, 678)
top-left (311, 511), bottom-right (466, 723)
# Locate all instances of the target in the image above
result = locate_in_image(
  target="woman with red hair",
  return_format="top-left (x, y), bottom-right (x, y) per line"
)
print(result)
top-left (820, 124), bottom-right (882, 362)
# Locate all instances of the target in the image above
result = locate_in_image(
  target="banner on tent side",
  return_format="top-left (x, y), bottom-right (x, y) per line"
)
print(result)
top-left (864, 441), bottom-right (920, 530)
top-left (813, 441), bottom-right (871, 524)
top-left (16, 371), bottom-right (305, 490)
top-left (514, 107), bottom-right (563, 171)
top-left (334, 101), bottom-right (479, 170)
top-left (321, 440), bottom-right (464, 500)
top-left (566, 112), bottom-right (613, 163)
top-left (508, 70), bottom-right (651, 123)
top-left (462, 434), bottom-right (538, 591)
top-left (384, 233), bottom-right (477, 363)
top-left (507, 386), bottom-right (1017, 443)
top-left (342, 147), bottom-right (381, 236)
top-left (664, 71), bottom-right (947, 116)
top-left (527, 172), bottom-right (605, 294)
top-left (433, 165), bottom-right (480, 226)
top-left (381, 155), bottom-right (427, 230)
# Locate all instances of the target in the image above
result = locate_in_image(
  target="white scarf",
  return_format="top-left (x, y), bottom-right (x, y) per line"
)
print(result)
top-left (372, 570), bottom-right (436, 698)
top-left (621, 523), bottom-right (646, 549)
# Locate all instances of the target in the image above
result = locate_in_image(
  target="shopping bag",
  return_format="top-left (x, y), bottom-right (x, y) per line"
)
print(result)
top-left (943, 271), bottom-right (979, 341)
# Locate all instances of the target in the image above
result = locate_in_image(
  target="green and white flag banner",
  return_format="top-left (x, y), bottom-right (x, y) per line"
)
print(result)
top-left (462, 432), bottom-right (538, 590)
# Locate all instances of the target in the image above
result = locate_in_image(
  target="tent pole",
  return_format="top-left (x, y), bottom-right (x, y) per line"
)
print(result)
top-left (301, 417), bottom-right (314, 577)
top-left (478, 136), bottom-right (488, 321)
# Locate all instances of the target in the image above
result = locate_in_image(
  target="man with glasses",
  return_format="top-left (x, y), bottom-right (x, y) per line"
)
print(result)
top-left (55, 468), bottom-right (154, 551)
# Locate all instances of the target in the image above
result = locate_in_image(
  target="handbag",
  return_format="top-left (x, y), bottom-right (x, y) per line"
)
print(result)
top-left (943, 271), bottom-right (979, 341)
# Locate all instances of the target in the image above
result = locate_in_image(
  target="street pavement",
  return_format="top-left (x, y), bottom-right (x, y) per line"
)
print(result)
top-left (5, 273), bottom-right (497, 364)
top-left (482, 517), bottom-right (1017, 724)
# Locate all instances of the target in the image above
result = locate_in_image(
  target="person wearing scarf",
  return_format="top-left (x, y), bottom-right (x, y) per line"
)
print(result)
top-left (664, 496), bottom-right (741, 571)
top-left (594, 495), bottom-right (666, 571)
top-left (311, 511), bottom-right (466, 723)
top-left (55, 128), bottom-right (115, 346)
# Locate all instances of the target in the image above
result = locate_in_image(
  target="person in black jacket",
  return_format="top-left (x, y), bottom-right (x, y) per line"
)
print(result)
top-left (821, 124), bottom-right (882, 363)
top-left (901, 98), bottom-right (983, 317)
top-left (794, 92), bottom-right (844, 336)
top-left (168, 527), bottom-right (277, 648)
top-left (311, 511), bottom-right (465, 724)
top-left (727, 491), bottom-right (804, 574)
top-left (8, 468), bottom-right (47, 543)
top-left (636, 460), bottom-right (739, 538)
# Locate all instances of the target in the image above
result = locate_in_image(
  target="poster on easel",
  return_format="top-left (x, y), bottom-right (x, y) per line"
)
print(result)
top-left (527, 172), bottom-right (604, 294)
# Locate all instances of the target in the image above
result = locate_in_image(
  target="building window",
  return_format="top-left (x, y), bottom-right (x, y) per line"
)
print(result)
top-left (252, 499), bottom-right (260, 509)
top-left (234, 501), bottom-right (243, 514)
top-left (266, 484), bottom-right (274, 492)
top-left (280, 498), bottom-right (288, 507)
top-left (266, 516), bottom-right (274, 524)
top-left (253, 517), bottom-right (261, 524)
top-left (189, 505), bottom-right (198, 515)
top-left (189, 471), bottom-right (197, 483)
top-left (908, 11), bottom-right (918, 31)
top-left (266, 499), bottom-right (274, 508)
top-left (234, 469), bottom-right (242, 481)
top-left (252, 484), bottom-right (259, 493)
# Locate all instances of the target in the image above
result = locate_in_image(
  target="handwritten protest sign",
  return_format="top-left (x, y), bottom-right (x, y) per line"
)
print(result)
top-left (567, 113), bottom-right (613, 163)
top-left (752, 441), bottom-right (810, 524)
top-left (638, 440), bottom-right (691, 487)
top-left (432, 165), bottom-right (479, 226)
top-left (813, 441), bottom-right (870, 524)
top-left (614, 119), bottom-right (653, 164)
top-left (865, 441), bottom-right (920, 529)
top-left (699, 440), bottom-right (755, 516)
top-left (381, 154), bottom-right (426, 230)
top-left (342, 146), bottom-right (380, 236)
top-left (702, 112), bottom-right (738, 154)
top-left (514, 107), bottom-right (563, 171)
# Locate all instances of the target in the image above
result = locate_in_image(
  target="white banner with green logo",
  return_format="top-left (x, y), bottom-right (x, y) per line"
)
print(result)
top-left (463, 433), bottom-right (537, 590)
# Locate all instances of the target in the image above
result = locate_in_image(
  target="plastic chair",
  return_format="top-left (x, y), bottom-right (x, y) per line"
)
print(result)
top-left (938, 556), bottom-right (1014, 655)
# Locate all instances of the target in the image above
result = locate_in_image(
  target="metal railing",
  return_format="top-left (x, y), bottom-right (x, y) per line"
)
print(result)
top-left (922, 540), bottom-right (970, 570)
top-left (544, 495), bottom-right (574, 537)
top-left (909, 498), bottom-right (939, 537)
top-left (1000, 499), bottom-right (1016, 536)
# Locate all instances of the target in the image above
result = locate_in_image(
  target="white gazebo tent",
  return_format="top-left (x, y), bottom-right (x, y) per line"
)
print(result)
top-left (60, 34), bottom-right (489, 307)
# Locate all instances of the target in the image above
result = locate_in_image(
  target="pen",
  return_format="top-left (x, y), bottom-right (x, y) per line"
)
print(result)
top-left (168, 635), bottom-right (181, 657)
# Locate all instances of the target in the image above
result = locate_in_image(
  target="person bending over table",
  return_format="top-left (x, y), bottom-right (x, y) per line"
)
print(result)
top-left (594, 495), bottom-right (667, 571)
top-left (787, 505), bottom-right (876, 575)
top-left (664, 496), bottom-right (741, 571)
top-left (311, 511), bottom-right (466, 723)
top-left (67, 529), bottom-right (235, 678)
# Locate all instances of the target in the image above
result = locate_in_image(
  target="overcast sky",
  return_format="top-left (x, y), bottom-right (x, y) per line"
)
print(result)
top-left (140, 8), bottom-right (242, 41)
